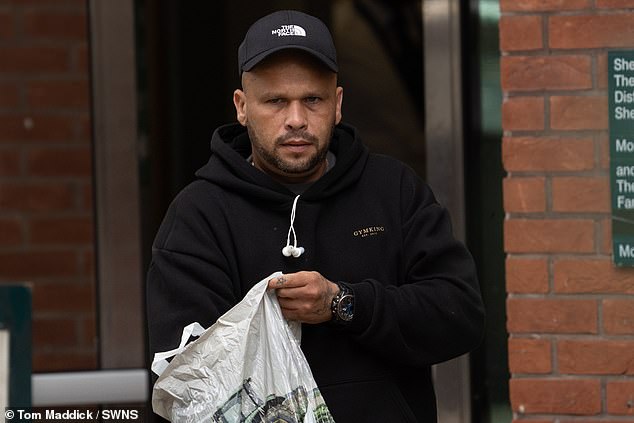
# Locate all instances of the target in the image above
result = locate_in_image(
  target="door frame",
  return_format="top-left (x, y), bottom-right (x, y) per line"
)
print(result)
top-left (424, 1), bottom-right (472, 423)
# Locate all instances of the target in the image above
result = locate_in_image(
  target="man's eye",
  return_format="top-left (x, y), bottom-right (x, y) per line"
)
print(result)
top-left (305, 97), bottom-right (320, 104)
top-left (267, 98), bottom-right (283, 104)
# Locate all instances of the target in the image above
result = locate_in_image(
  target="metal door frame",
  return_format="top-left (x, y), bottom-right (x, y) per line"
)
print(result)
top-left (89, 0), bottom-right (145, 370)
top-left (424, 1), bottom-right (472, 423)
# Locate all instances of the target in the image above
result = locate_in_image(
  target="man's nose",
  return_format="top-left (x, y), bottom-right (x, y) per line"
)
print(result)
top-left (285, 101), bottom-right (307, 130)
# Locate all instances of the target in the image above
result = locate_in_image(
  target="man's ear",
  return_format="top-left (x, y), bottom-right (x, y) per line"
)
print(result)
top-left (335, 86), bottom-right (343, 125)
top-left (233, 89), bottom-right (247, 126)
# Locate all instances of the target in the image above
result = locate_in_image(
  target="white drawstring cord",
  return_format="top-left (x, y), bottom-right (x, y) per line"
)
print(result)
top-left (286, 195), bottom-right (300, 249)
top-left (282, 195), bottom-right (304, 258)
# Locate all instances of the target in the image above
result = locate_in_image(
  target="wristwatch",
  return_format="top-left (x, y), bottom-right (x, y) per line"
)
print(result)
top-left (331, 282), bottom-right (354, 322)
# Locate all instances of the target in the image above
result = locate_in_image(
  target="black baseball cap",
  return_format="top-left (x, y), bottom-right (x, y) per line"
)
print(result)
top-left (238, 10), bottom-right (338, 75)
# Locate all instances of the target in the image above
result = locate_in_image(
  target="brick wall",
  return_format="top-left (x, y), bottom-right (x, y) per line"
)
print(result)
top-left (0, 0), bottom-right (96, 371)
top-left (500, 0), bottom-right (634, 421)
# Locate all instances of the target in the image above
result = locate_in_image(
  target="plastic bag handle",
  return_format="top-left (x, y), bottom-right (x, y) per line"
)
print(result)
top-left (151, 322), bottom-right (206, 376)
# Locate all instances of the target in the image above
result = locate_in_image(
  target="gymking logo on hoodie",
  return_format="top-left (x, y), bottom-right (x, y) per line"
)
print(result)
top-left (353, 226), bottom-right (386, 238)
top-left (272, 25), bottom-right (307, 37)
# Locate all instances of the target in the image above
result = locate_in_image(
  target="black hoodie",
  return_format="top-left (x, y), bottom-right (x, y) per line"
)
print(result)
top-left (147, 123), bottom-right (485, 422)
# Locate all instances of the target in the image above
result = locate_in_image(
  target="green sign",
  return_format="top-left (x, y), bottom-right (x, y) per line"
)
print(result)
top-left (609, 50), bottom-right (634, 265)
top-left (0, 285), bottom-right (31, 407)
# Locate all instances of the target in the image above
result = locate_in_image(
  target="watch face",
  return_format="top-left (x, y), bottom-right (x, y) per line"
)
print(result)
top-left (337, 294), bottom-right (354, 321)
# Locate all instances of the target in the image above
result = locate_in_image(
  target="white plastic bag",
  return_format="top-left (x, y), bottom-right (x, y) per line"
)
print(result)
top-left (151, 272), bottom-right (335, 423)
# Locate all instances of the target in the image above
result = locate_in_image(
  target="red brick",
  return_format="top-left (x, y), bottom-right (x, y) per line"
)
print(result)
top-left (504, 177), bottom-right (546, 213)
top-left (552, 176), bottom-right (610, 213)
top-left (81, 182), bottom-right (93, 211)
top-left (599, 134), bottom-right (609, 170)
top-left (0, 251), bottom-right (76, 279)
top-left (550, 14), bottom-right (634, 49)
top-left (0, 11), bottom-right (13, 40)
top-left (29, 216), bottom-right (93, 245)
top-left (550, 95), bottom-right (609, 130)
top-left (507, 298), bottom-right (597, 334)
top-left (0, 148), bottom-right (20, 176)
top-left (508, 338), bottom-right (552, 374)
top-left (501, 56), bottom-right (592, 91)
top-left (32, 282), bottom-right (94, 313)
top-left (0, 218), bottom-right (22, 246)
top-left (0, 83), bottom-right (19, 108)
top-left (500, 15), bottom-right (543, 52)
top-left (76, 43), bottom-right (89, 73)
top-left (506, 257), bottom-right (549, 294)
top-left (500, 0), bottom-right (591, 11)
top-left (554, 259), bottom-right (634, 294)
top-left (606, 381), bottom-right (634, 415)
top-left (558, 340), bottom-right (634, 374)
top-left (23, 10), bottom-right (87, 40)
top-left (561, 421), bottom-right (625, 423)
top-left (32, 317), bottom-right (77, 347)
top-left (505, 219), bottom-right (594, 253)
top-left (502, 97), bottom-right (545, 131)
top-left (597, 53), bottom-right (608, 90)
top-left (1, 0), bottom-right (95, 377)
top-left (80, 315), bottom-right (97, 347)
top-left (33, 350), bottom-right (97, 372)
top-left (81, 249), bottom-right (94, 277)
top-left (0, 115), bottom-right (75, 142)
top-left (27, 146), bottom-right (92, 176)
top-left (598, 0), bottom-right (634, 7)
top-left (26, 80), bottom-right (90, 109)
top-left (600, 217), bottom-right (612, 255)
top-left (502, 137), bottom-right (595, 172)
top-left (509, 378), bottom-right (601, 415)
top-left (0, 182), bottom-right (74, 211)
top-left (603, 299), bottom-right (634, 334)
top-left (0, 46), bottom-right (69, 73)
top-left (78, 113), bottom-right (92, 142)
top-left (2, 0), bottom-right (87, 4)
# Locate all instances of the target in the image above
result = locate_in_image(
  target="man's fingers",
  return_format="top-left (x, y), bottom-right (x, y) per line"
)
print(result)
top-left (268, 274), bottom-right (288, 289)
top-left (268, 274), bottom-right (301, 290)
top-left (267, 272), bottom-right (312, 290)
top-left (267, 271), bottom-right (335, 324)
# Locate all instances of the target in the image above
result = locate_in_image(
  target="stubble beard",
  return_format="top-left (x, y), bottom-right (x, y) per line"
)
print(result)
top-left (248, 125), bottom-right (334, 177)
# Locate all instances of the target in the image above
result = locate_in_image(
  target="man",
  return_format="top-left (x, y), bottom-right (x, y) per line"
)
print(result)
top-left (147, 10), bottom-right (485, 422)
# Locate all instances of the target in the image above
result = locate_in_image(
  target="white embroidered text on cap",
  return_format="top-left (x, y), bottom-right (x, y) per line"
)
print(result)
top-left (272, 25), bottom-right (306, 37)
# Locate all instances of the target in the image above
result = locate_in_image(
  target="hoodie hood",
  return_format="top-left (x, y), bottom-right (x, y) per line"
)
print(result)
top-left (195, 122), bottom-right (369, 204)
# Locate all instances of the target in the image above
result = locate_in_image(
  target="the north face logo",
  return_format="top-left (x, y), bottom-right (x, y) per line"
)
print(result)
top-left (272, 25), bottom-right (306, 37)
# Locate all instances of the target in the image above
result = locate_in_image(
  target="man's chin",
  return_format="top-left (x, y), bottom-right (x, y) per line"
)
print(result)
top-left (278, 163), bottom-right (315, 176)
top-left (275, 158), bottom-right (327, 180)
top-left (276, 154), bottom-right (317, 173)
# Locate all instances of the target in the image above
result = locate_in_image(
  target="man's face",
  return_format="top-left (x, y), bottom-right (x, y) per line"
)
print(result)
top-left (233, 51), bottom-right (343, 184)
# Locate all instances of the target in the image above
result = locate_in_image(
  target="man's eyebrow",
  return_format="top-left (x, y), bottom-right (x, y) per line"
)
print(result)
top-left (259, 90), bottom-right (329, 99)
top-left (258, 91), bottom-right (283, 99)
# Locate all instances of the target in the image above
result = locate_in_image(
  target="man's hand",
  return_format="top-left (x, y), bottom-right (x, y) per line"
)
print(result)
top-left (268, 271), bottom-right (339, 324)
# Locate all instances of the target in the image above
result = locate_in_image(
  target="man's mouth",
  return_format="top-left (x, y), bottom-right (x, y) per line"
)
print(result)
top-left (280, 139), bottom-right (313, 152)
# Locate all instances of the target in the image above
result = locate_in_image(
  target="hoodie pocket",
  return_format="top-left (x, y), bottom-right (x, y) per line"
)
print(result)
top-left (321, 378), bottom-right (419, 423)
